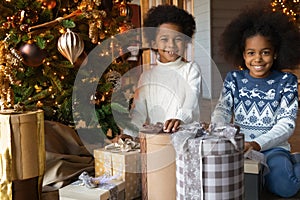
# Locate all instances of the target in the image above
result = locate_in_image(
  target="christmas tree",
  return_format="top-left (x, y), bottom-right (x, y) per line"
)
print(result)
top-left (0, 0), bottom-right (139, 139)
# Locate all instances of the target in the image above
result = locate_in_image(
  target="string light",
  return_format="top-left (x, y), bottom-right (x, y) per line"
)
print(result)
top-left (36, 101), bottom-right (43, 107)
top-left (271, 0), bottom-right (299, 22)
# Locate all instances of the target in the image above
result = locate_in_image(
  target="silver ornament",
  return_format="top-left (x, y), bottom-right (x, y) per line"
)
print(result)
top-left (57, 29), bottom-right (84, 64)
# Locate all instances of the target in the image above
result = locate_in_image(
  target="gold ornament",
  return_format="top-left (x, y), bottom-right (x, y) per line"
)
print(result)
top-left (89, 22), bottom-right (99, 44)
top-left (57, 29), bottom-right (84, 64)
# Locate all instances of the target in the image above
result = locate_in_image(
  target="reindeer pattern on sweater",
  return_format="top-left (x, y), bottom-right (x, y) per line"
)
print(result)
top-left (211, 70), bottom-right (298, 151)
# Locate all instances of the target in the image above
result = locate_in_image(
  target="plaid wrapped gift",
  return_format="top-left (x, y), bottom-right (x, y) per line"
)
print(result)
top-left (172, 123), bottom-right (244, 200)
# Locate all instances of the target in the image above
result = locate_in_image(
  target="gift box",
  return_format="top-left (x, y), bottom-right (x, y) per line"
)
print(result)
top-left (244, 149), bottom-right (266, 200)
top-left (94, 148), bottom-right (141, 200)
top-left (59, 180), bottom-right (125, 200)
top-left (95, 149), bottom-right (113, 177)
top-left (139, 132), bottom-right (176, 200)
top-left (0, 110), bottom-right (45, 200)
top-left (244, 159), bottom-right (262, 200)
top-left (171, 123), bottom-right (244, 200)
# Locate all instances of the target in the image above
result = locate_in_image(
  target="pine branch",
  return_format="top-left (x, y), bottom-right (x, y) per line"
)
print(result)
top-left (23, 88), bottom-right (53, 105)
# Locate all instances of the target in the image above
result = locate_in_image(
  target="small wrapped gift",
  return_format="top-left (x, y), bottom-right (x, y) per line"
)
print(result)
top-left (94, 139), bottom-right (141, 200)
top-left (171, 122), bottom-right (244, 200)
top-left (59, 172), bottom-right (125, 200)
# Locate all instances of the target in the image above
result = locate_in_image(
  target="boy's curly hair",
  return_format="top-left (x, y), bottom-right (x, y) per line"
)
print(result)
top-left (143, 5), bottom-right (196, 43)
top-left (219, 3), bottom-right (300, 70)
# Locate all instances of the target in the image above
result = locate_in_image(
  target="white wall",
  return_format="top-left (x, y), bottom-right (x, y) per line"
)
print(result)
top-left (194, 0), bottom-right (217, 99)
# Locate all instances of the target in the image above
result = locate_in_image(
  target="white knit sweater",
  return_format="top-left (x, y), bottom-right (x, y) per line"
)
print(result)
top-left (131, 57), bottom-right (202, 128)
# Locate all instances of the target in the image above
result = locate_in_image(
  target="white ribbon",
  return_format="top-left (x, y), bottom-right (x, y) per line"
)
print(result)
top-left (76, 171), bottom-right (120, 189)
top-left (104, 138), bottom-right (140, 152)
top-left (199, 140), bottom-right (204, 200)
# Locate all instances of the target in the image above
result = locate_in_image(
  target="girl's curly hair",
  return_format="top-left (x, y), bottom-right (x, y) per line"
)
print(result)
top-left (143, 5), bottom-right (196, 43)
top-left (219, 3), bottom-right (300, 70)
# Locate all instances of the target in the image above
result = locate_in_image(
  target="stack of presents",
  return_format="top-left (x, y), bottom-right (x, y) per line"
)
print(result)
top-left (59, 139), bottom-right (142, 200)
top-left (59, 122), bottom-right (264, 200)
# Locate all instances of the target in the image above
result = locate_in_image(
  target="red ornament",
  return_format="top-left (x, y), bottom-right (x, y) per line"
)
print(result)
top-left (19, 43), bottom-right (47, 67)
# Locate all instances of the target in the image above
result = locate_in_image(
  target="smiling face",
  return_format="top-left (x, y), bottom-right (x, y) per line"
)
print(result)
top-left (243, 34), bottom-right (276, 78)
top-left (152, 23), bottom-right (186, 63)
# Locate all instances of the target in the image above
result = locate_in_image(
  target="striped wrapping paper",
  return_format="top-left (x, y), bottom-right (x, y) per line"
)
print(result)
top-left (172, 124), bottom-right (244, 200)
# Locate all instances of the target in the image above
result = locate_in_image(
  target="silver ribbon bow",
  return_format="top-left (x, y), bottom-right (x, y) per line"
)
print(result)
top-left (105, 138), bottom-right (140, 152)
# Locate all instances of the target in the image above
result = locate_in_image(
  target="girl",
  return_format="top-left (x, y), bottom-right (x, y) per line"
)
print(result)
top-left (211, 4), bottom-right (300, 198)
top-left (131, 5), bottom-right (201, 133)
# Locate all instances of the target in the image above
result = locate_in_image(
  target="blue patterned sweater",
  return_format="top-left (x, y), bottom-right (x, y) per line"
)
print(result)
top-left (211, 70), bottom-right (298, 151)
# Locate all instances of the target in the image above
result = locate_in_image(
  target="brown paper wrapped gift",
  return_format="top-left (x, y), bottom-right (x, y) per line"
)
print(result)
top-left (0, 110), bottom-right (45, 200)
top-left (139, 133), bottom-right (176, 200)
top-left (94, 148), bottom-right (141, 200)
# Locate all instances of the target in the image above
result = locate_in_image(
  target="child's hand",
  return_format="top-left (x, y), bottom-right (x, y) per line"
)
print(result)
top-left (244, 141), bottom-right (261, 152)
top-left (163, 119), bottom-right (181, 133)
